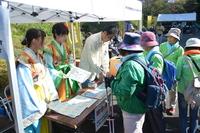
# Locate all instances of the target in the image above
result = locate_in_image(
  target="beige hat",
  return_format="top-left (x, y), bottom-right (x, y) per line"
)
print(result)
top-left (166, 28), bottom-right (181, 40)
top-left (185, 38), bottom-right (200, 48)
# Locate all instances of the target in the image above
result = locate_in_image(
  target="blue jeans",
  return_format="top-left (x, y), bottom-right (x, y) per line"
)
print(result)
top-left (178, 92), bottom-right (199, 133)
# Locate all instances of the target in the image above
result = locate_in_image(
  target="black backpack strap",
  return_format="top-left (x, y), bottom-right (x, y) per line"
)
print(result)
top-left (188, 55), bottom-right (200, 72)
top-left (131, 58), bottom-right (148, 71)
top-left (130, 57), bottom-right (157, 81)
top-left (128, 57), bottom-right (148, 102)
top-left (127, 57), bottom-right (149, 71)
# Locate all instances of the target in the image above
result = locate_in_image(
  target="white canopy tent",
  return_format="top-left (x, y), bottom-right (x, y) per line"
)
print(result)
top-left (6, 0), bottom-right (142, 23)
top-left (157, 12), bottom-right (196, 22)
top-left (75, 0), bottom-right (142, 22)
top-left (0, 0), bottom-right (142, 132)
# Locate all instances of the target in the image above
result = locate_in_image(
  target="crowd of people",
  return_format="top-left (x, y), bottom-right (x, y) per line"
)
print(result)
top-left (13, 22), bottom-right (200, 133)
top-left (111, 27), bottom-right (200, 133)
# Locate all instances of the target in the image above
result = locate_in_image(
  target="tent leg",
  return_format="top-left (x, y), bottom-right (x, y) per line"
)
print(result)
top-left (0, 2), bottom-right (24, 133)
top-left (70, 22), bottom-right (76, 60)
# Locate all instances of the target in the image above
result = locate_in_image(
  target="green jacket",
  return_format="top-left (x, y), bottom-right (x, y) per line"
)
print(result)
top-left (160, 42), bottom-right (184, 65)
top-left (176, 54), bottom-right (200, 94)
top-left (111, 53), bottom-right (147, 114)
top-left (144, 46), bottom-right (164, 74)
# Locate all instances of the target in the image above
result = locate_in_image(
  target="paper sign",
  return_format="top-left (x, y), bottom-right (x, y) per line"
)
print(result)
top-left (81, 83), bottom-right (111, 99)
top-left (48, 95), bottom-right (97, 118)
top-left (82, 89), bottom-right (106, 99)
top-left (94, 98), bottom-right (109, 131)
top-left (65, 66), bottom-right (91, 83)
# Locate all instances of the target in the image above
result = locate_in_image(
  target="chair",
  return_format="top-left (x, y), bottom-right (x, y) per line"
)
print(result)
top-left (0, 85), bottom-right (15, 132)
top-left (4, 85), bottom-right (14, 121)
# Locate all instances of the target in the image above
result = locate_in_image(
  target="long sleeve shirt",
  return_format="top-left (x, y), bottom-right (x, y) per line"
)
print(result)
top-left (111, 53), bottom-right (147, 114)
top-left (144, 46), bottom-right (164, 74)
top-left (80, 32), bottom-right (110, 81)
top-left (160, 41), bottom-right (184, 65)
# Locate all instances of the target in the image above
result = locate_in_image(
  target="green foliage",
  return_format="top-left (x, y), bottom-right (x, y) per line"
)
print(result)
top-left (12, 23), bottom-right (54, 36)
top-left (0, 23), bottom-right (54, 90)
top-left (0, 59), bottom-right (8, 95)
top-left (143, 0), bottom-right (200, 26)
top-left (183, 0), bottom-right (200, 13)
top-left (11, 23), bottom-right (54, 57)
top-left (81, 22), bottom-right (118, 33)
top-left (144, 0), bottom-right (186, 15)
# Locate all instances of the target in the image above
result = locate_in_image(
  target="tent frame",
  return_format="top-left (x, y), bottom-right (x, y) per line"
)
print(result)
top-left (0, 0), bottom-right (24, 132)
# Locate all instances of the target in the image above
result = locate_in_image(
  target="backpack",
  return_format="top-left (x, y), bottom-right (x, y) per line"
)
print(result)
top-left (131, 58), bottom-right (168, 109)
top-left (149, 52), bottom-right (177, 90)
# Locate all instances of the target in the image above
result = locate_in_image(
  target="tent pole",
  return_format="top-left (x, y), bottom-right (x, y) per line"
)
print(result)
top-left (0, 1), bottom-right (24, 133)
top-left (69, 12), bottom-right (76, 61)
top-left (139, 19), bottom-right (142, 31)
top-left (71, 22), bottom-right (76, 60)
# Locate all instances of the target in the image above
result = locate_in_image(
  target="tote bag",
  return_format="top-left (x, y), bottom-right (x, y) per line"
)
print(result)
top-left (184, 56), bottom-right (200, 106)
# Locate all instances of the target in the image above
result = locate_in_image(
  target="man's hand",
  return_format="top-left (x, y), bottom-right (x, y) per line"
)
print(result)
top-left (105, 76), bottom-right (114, 88)
top-left (98, 72), bottom-right (104, 82)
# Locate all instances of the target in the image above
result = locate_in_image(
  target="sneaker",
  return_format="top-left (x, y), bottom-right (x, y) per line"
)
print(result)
top-left (166, 108), bottom-right (175, 116)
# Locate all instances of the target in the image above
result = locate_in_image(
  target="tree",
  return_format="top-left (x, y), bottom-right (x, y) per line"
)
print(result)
top-left (142, 0), bottom-right (167, 26)
top-left (81, 22), bottom-right (118, 34)
top-left (143, 0), bottom-right (200, 26)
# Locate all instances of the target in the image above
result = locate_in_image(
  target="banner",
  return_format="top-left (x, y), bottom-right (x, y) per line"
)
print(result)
top-left (0, 3), bottom-right (24, 133)
top-left (66, 22), bottom-right (82, 58)
top-left (0, 6), bottom-right (7, 59)
top-left (168, 0), bottom-right (176, 3)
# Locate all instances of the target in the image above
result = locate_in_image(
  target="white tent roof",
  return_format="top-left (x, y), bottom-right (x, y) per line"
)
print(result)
top-left (4, 0), bottom-right (142, 23)
top-left (157, 13), bottom-right (196, 22)
top-left (7, 0), bottom-right (93, 14)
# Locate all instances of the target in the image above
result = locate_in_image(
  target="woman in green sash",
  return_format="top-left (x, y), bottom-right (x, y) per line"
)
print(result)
top-left (44, 23), bottom-right (79, 102)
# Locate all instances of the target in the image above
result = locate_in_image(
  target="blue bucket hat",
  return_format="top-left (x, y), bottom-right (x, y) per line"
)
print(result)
top-left (118, 32), bottom-right (143, 51)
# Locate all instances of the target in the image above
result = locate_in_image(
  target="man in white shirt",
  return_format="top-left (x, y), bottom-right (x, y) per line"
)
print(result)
top-left (80, 25), bottom-right (118, 82)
